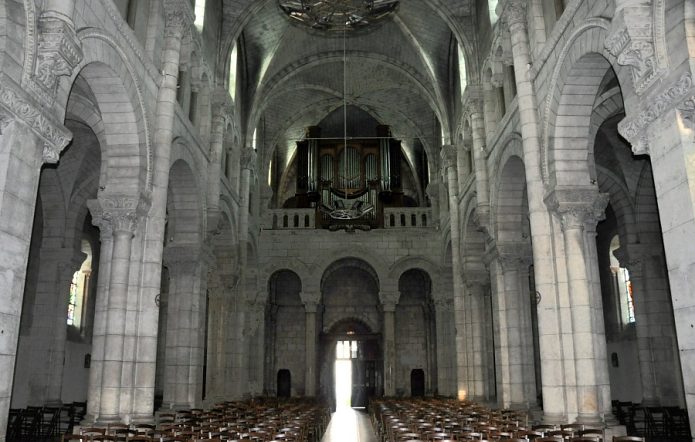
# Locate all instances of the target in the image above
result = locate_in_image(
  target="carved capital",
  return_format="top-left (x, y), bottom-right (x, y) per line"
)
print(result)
top-left (440, 144), bottom-right (458, 170)
top-left (677, 95), bottom-right (695, 129)
top-left (495, 242), bottom-right (532, 271)
top-left (240, 147), bottom-right (257, 171)
top-left (163, 0), bottom-right (194, 39)
top-left (618, 72), bottom-right (693, 154)
top-left (304, 301), bottom-right (318, 313)
top-left (88, 193), bottom-right (151, 236)
top-left (545, 188), bottom-right (609, 231)
top-left (503, 1), bottom-right (527, 27)
top-left (34, 13), bottom-right (83, 96)
top-left (605, 0), bottom-right (667, 95)
top-left (0, 73), bottom-right (72, 163)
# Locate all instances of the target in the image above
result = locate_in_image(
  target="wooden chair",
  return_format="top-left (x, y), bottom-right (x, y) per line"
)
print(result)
top-left (126, 436), bottom-right (153, 442)
top-left (569, 437), bottom-right (601, 442)
top-left (612, 437), bottom-right (645, 442)
top-left (62, 435), bottom-right (87, 442)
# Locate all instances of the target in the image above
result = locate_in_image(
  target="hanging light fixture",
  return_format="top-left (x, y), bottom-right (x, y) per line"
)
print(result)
top-left (278, 0), bottom-right (399, 32)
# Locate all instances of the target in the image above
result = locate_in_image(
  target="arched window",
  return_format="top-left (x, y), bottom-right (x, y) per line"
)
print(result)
top-left (194, 0), bottom-right (206, 32)
top-left (458, 43), bottom-right (467, 100)
top-left (228, 42), bottom-right (238, 101)
top-left (542, 0), bottom-right (567, 37)
top-left (252, 128), bottom-right (258, 150)
top-left (488, 0), bottom-right (499, 26)
top-left (610, 235), bottom-right (635, 325)
top-left (67, 239), bottom-right (93, 330)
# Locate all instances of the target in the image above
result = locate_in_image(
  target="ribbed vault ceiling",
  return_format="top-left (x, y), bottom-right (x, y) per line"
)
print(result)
top-left (221, 0), bottom-right (476, 178)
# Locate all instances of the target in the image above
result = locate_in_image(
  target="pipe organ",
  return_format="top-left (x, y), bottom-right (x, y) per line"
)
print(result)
top-left (295, 125), bottom-right (403, 229)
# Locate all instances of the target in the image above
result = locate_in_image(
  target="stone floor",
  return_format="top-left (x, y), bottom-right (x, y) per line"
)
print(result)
top-left (321, 407), bottom-right (378, 442)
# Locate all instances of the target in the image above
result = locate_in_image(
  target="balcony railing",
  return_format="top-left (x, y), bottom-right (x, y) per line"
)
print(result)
top-left (263, 207), bottom-right (433, 230)
top-left (265, 209), bottom-right (316, 230)
top-left (383, 208), bottom-right (432, 229)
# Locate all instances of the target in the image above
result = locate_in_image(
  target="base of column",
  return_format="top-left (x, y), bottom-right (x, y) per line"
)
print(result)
top-left (542, 412), bottom-right (568, 426)
top-left (160, 402), bottom-right (192, 411)
top-left (95, 415), bottom-right (123, 425)
top-left (130, 414), bottom-right (156, 424)
top-left (45, 399), bottom-right (63, 407)
top-left (576, 412), bottom-right (604, 426)
top-left (604, 424), bottom-right (627, 439)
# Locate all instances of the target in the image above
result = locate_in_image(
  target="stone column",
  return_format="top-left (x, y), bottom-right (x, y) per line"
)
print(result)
top-left (161, 245), bottom-right (210, 409)
top-left (546, 189), bottom-right (610, 424)
top-left (204, 272), bottom-right (225, 404)
top-left (467, 101), bottom-right (491, 223)
top-left (456, 139), bottom-right (471, 196)
top-left (127, 0), bottom-right (193, 421)
top-left (45, 250), bottom-right (89, 404)
top-left (617, 73), bottom-right (695, 433)
top-left (465, 281), bottom-right (488, 401)
top-left (433, 298), bottom-right (453, 396)
top-left (616, 243), bottom-right (683, 407)
top-left (0, 28), bottom-right (73, 442)
top-left (304, 301), bottom-right (318, 396)
top-left (382, 301), bottom-right (397, 396)
top-left (85, 224), bottom-right (113, 422)
top-left (500, 0), bottom-right (567, 423)
top-left (441, 145), bottom-right (468, 399)
top-left (207, 95), bottom-right (230, 216)
top-left (86, 194), bottom-right (149, 423)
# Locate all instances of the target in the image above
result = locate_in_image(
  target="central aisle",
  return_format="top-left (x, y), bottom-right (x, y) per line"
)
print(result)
top-left (321, 407), bottom-right (378, 442)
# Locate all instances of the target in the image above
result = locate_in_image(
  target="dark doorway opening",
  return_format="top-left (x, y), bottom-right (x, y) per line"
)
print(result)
top-left (277, 369), bottom-right (291, 398)
top-left (411, 369), bottom-right (425, 397)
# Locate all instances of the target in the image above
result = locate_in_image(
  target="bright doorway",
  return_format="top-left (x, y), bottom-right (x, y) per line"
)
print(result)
top-left (335, 340), bottom-right (356, 408)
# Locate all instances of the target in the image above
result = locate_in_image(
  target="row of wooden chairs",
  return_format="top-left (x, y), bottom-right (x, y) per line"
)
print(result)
top-left (7, 402), bottom-right (87, 441)
top-left (63, 398), bottom-right (330, 442)
top-left (369, 398), bottom-right (648, 442)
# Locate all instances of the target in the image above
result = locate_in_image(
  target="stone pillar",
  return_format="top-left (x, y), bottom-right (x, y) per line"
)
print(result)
top-left (546, 189), bottom-right (610, 425)
top-left (499, 247), bottom-right (536, 409)
top-left (617, 243), bottom-right (683, 407)
top-left (482, 80), bottom-right (498, 142)
top-left (161, 245), bottom-right (210, 409)
top-left (86, 194), bottom-right (149, 423)
top-left (0, 27), bottom-right (73, 442)
top-left (467, 102), bottom-right (491, 223)
top-left (304, 301), bottom-right (318, 396)
top-left (617, 73), bottom-right (695, 434)
top-left (382, 301), bottom-right (396, 396)
top-left (125, 0), bottom-right (193, 421)
top-left (500, 0), bottom-right (567, 423)
top-left (45, 250), bottom-right (89, 405)
top-left (441, 145), bottom-right (468, 399)
top-left (85, 224), bottom-right (113, 422)
top-left (465, 281), bottom-right (488, 401)
top-left (433, 298), bottom-right (454, 396)
top-left (204, 272), bottom-right (225, 404)
top-left (207, 95), bottom-right (229, 215)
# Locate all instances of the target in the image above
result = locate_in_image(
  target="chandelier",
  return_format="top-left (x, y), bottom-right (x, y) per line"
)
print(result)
top-left (278, 0), bottom-right (400, 32)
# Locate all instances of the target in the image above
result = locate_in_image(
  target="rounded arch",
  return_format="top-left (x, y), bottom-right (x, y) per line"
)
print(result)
top-left (167, 158), bottom-right (204, 245)
top-left (312, 249), bottom-right (388, 287)
top-left (62, 29), bottom-right (155, 193)
top-left (326, 317), bottom-right (374, 335)
top-left (493, 154), bottom-right (529, 244)
top-left (268, 269), bottom-right (303, 304)
top-left (388, 256), bottom-right (440, 281)
top-left (397, 268), bottom-right (433, 302)
top-left (540, 19), bottom-right (635, 188)
top-left (261, 260), bottom-right (310, 294)
top-left (321, 257), bottom-right (380, 292)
